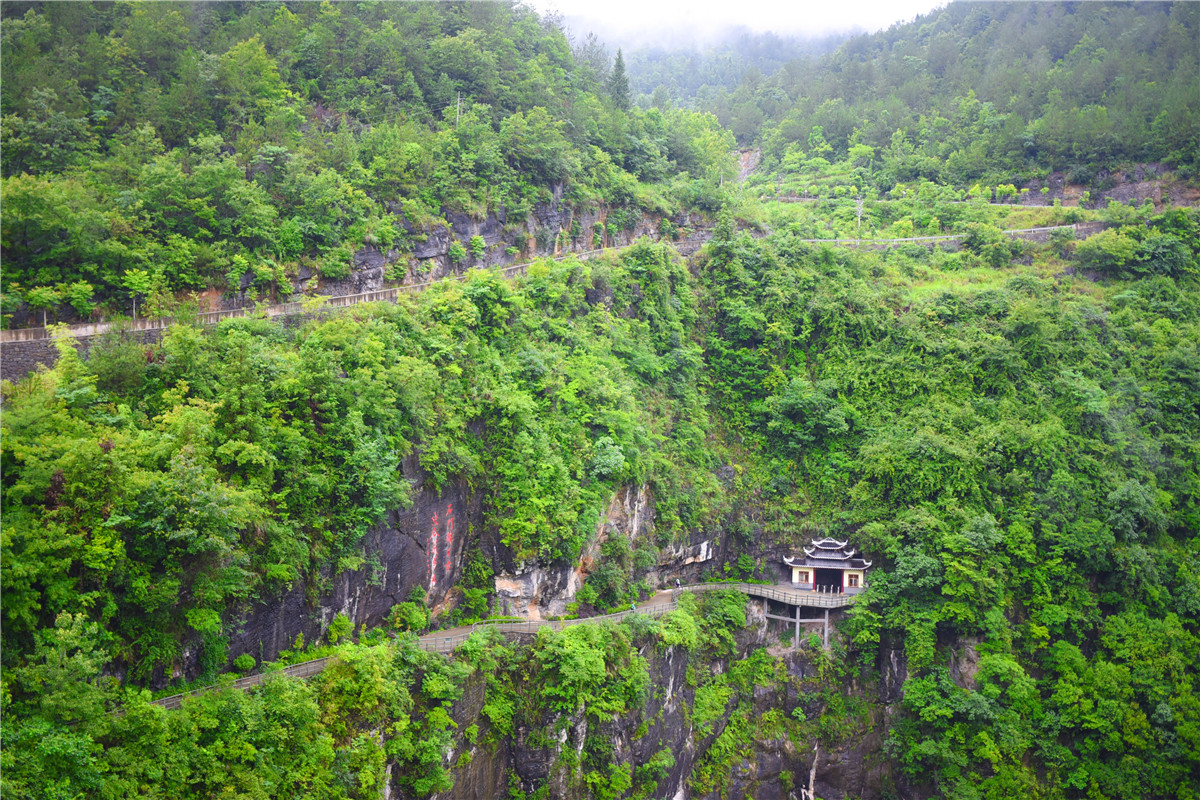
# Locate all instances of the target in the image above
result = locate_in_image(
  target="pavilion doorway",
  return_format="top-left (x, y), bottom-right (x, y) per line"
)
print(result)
top-left (814, 567), bottom-right (843, 592)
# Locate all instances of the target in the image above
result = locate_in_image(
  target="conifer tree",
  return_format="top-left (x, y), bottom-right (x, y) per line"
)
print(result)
top-left (608, 48), bottom-right (630, 111)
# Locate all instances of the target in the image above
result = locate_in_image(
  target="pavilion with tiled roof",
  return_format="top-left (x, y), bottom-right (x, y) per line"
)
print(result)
top-left (783, 537), bottom-right (872, 593)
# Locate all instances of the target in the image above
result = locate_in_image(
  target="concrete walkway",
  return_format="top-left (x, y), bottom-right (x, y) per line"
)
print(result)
top-left (150, 581), bottom-right (860, 710)
top-left (152, 588), bottom-right (684, 710)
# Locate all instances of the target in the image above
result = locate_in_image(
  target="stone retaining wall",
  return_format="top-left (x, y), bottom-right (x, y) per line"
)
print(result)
top-left (2, 329), bottom-right (164, 384)
top-left (1, 338), bottom-right (62, 383)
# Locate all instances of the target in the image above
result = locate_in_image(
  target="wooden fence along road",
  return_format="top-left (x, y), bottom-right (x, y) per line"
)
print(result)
top-left (2, 221), bottom-right (1102, 346)
top-left (150, 582), bottom-right (856, 710)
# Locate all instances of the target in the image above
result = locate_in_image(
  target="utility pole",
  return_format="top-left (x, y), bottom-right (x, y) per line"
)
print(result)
top-left (856, 196), bottom-right (864, 242)
top-left (455, 92), bottom-right (461, 129)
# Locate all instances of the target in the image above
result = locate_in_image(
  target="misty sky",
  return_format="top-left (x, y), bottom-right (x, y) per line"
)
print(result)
top-left (527, 0), bottom-right (948, 45)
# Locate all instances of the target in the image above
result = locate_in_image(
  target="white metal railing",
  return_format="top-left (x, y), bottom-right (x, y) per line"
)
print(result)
top-left (415, 599), bottom-right (682, 655)
top-left (710, 582), bottom-right (857, 608)
top-left (766, 195), bottom-right (1092, 209)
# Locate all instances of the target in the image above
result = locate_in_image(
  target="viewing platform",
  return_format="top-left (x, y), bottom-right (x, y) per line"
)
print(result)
top-left (713, 581), bottom-right (860, 609)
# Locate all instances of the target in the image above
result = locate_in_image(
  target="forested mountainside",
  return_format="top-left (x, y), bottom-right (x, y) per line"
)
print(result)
top-left (5, 212), bottom-right (1200, 797)
top-left (3, 2), bottom-right (1200, 799)
top-left (629, 2), bottom-right (1199, 182)
top-left (0, 0), bottom-right (735, 325)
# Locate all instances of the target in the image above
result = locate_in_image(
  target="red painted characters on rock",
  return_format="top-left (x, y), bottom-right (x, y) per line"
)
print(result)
top-left (428, 504), bottom-right (456, 591)
top-left (444, 504), bottom-right (454, 578)
top-left (429, 510), bottom-right (440, 590)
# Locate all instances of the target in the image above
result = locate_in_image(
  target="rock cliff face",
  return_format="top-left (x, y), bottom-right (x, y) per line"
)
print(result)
top-left (239, 196), bottom-right (704, 306)
top-left (222, 457), bottom-right (482, 675)
top-left (2, 204), bottom-right (717, 383)
top-left (337, 197), bottom-right (701, 297)
top-left (493, 483), bottom-right (662, 619)
top-left (221, 475), bottom-right (675, 674)
top-left (422, 625), bottom-right (907, 800)
top-left (210, 451), bottom-right (914, 800)
top-left (1020, 163), bottom-right (1200, 208)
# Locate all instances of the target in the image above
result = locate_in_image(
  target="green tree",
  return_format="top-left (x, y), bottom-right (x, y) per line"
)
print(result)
top-left (216, 36), bottom-right (287, 125)
top-left (24, 285), bottom-right (59, 327)
top-left (1076, 228), bottom-right (1137, 275)
top-left (1134, 233), bottom-right (1194, 277)
top-left (428, 28), bottom-right (500, 104)
top-left (469, 235), bottom-right (486, 259)
top-left (765, 377), bottom-right (849, 453)
top-left (61, 280), bottom-right (94, 318)
top-left (608, 49), bottom-right (630, 111)
top-left (500, 107), bottom-right (578, 184)
top-left (121, 269), bottom-right (152, 319)
top-left (0, 88), bottom-right (96, 176)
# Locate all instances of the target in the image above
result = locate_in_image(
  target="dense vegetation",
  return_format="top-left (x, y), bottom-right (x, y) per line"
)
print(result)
top-left (3, 2), bottom-right (1200, 799)
top-left (1, 241), bottom-right (718, 680)
top-left (5, 206), bottom-right (1198, 797)
top-left (0, 0), bottom-right (735, 324)
top-left (635, 2), bottom-right (1199, 185)
top-left (696, 207), bottom-right (1200, 797)
top-left (2, 584), bottom-right (823, 800)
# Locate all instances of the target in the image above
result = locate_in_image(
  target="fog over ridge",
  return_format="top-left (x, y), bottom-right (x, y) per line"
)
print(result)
top-left (529, 0), bottom-right (948, 48)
